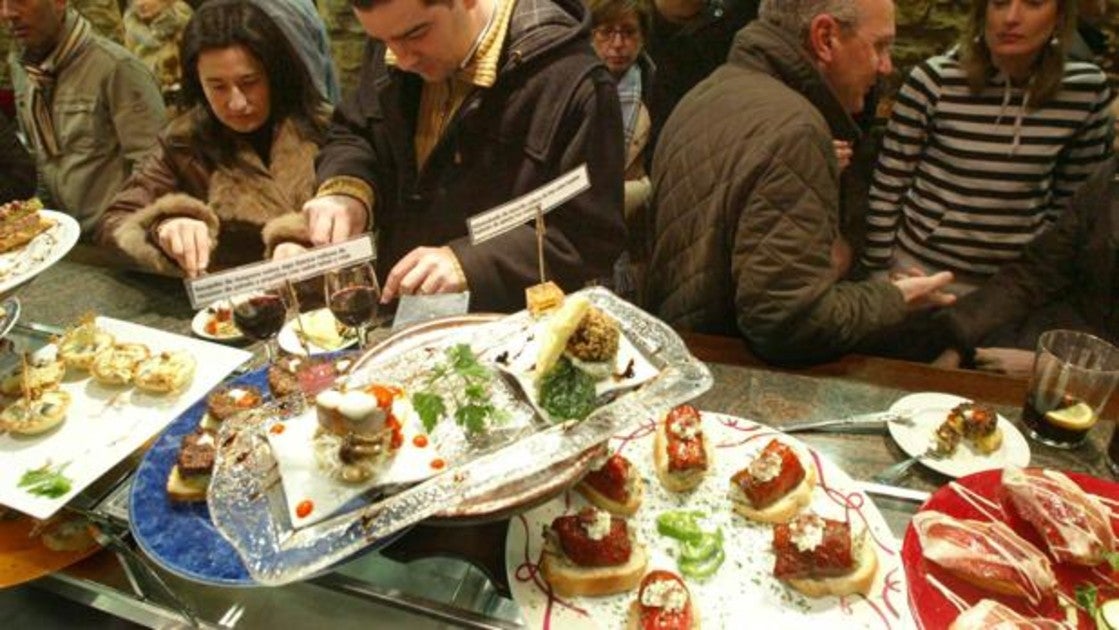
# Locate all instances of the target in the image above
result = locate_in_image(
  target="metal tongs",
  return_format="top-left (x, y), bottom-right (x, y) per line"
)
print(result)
top-left (64, 506), bottom-right (200, 628)
top-left (779, 411), bottom-right (912, 434)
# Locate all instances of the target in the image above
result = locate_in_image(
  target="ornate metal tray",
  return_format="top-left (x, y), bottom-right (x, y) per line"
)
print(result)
top-left (207, 287), bottom-right (713, 585)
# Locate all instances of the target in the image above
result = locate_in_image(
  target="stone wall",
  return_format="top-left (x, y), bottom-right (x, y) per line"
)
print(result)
top-left (884, 0), bottom-right (1118, 115)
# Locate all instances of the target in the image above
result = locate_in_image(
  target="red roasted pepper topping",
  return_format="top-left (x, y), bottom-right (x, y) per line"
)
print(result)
top-left (665, 404), bottom-right (707, 472)
top-left (637, 570), bottom-right (694, 630)
top-left (583, 453), bottom-right (632, 503)
top-left (773, 515), bottom-right (854, 580)
top-left (731, 440), bottom-right (806, 509)
top-left (552, 508), bottom-right (632, 567)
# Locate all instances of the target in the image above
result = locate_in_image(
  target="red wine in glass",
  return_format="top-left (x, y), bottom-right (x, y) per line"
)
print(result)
top-left (329, 286), bottom-right (377, 328)
top-left (325, 263), bottom-right (381, 347)
top-left (232, 294), bottom-right (286, 340)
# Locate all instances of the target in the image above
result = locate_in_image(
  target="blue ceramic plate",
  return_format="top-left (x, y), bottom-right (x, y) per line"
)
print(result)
top-left (129, 368), bottom-right (265, 586)
top-left (130, 352), bottom-right (403, 586)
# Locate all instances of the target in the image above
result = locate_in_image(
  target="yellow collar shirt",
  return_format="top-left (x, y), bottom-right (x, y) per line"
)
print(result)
top-left (386, 0), bottom-right (514, 168)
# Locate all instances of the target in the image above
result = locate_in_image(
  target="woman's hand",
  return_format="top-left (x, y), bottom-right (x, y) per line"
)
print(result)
top-left (974, 347), bottom-right (1034, 378)
top-left (156, 217), bottom-right (211, 278)
top-left (271, 242), bottom-right (307, 261)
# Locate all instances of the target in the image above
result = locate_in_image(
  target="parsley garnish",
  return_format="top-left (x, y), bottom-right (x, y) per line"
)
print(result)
top-left (1105, 551), bottom-right (1119, 572)
top-left (412, 344), bottom-right (504, 434)
top-left (18, 463), bottom-right (72, 499)
top-left (1077, 583), bottom-right (1100, 620)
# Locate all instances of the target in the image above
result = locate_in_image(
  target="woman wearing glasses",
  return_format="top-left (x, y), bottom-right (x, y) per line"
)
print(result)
top-left (589, 0), bottom-right (656, 305)
top-left (862, 0), bottom-right (1113, 294)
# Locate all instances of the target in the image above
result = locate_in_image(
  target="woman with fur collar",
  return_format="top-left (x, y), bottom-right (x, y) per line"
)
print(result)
top-left (97, 0), bottom-right (327, 277)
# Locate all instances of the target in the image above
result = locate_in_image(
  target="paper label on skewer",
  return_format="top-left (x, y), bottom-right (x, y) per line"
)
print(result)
top-left (466, 165), bottom-right (590, 245)
top-left (185, 235), bottom-right (375, 309)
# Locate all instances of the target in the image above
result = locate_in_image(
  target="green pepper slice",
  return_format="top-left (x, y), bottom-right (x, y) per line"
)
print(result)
top-left (680, 530), bottom-right (723, 563)
top-left (679, 547), bottom-right (726, 579)
top-left (656, 510), bottom-right (707, 542)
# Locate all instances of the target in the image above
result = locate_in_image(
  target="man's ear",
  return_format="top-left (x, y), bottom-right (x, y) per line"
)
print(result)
top-left (807, 13), bottom-right (842, 64)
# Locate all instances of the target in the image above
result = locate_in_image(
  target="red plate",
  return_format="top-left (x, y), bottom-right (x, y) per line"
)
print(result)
top-left (902, 469), bottom-right (1119, 629)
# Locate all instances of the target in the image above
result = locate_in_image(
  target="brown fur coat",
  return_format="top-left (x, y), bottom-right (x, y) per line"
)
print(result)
top-left (99, 113), bottom-right (317, 275)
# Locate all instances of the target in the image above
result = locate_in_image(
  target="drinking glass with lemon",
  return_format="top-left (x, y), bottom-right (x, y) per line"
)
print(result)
top-left (1021, 330), bottom-right (1119, 450)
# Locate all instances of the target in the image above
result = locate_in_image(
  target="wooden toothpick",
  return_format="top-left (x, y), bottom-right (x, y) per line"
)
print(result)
top-left (535, 204), bottom-right (546, 284)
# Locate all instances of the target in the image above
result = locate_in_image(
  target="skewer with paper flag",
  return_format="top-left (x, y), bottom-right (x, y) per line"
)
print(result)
top-left (525, 203), bottom-right (565, 316)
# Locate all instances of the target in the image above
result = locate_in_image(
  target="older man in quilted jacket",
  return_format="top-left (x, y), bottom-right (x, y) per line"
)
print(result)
top-left (646, 0), bottom-right (954, 365)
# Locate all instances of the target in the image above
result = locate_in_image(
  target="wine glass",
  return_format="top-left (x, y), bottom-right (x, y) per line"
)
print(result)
top-left (324, 262), bottom-right (381, 348)
top-left (230, 284), bottom-right (292, 361)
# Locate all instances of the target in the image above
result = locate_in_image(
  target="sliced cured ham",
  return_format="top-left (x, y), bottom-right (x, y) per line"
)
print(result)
top-left (1002, 466), bottom-right (1117, 566)
top-left (913, 511), bottom-right (1057, 605)
top-left (949, 599), bottom-right (1067, 630)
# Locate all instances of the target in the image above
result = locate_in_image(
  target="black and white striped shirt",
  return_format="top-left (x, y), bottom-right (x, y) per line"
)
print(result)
top-left (863, 50), bottom-right (1113, 277)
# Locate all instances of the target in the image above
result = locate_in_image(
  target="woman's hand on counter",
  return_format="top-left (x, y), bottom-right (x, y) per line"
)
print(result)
top-left (974, 347), bottom-right (1033, 378)
top-left (157, 217), bottom-right (212, 278)
top-left (272, 242), bottom-right (308, 261)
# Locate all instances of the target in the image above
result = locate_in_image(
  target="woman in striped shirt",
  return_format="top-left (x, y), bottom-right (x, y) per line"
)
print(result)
top-left (863, 0), bottom-right (1113, 292)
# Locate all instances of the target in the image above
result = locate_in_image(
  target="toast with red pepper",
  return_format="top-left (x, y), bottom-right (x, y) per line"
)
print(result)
top-left (575, 452), bottom-right (644, 516)
top-left (730, 439), bottom-right (816, 523)
top-left (540, 507), bottom-right (648, 597)
top-left (653, 405), bottom-right (713, 492)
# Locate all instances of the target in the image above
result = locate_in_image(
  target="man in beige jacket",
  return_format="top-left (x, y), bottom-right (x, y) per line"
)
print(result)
top-left (4, 0), bottom-right (165, 233)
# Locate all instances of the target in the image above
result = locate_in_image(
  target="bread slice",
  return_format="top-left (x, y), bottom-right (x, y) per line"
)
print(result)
top-left (133, 350), bottom-right (197, 394)
top-left (730, 464), bottom-right (817, 524)
top-left (540, 535), bottom-right (648, 597)
top-left (784, 532), bottom-right (878, 598)
top-left (40, 517), bottom-right (97, 552)
top-left (575, 473), bottom-right (644, 516)
top-left (0, 356), bottom-right (65, 398)
top-left (535, 295), bottom-right (591, 380)
top-left (653, 419), bottom-right (713, 492)
top-left (971, 429), bottom-right (1003, 455)
top-left (1, 390), bottom-right (71, 435)
top-left (90, 343), bottom-right (151, 386)
top-left (57, 319), bottom-right (114, 372)
top-left (166, 465), bottom-right (209, 502)
top-left (627, 597), bottom-right (701, 630)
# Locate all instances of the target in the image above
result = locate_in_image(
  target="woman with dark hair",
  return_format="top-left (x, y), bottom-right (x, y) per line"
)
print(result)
top-left (862, 0), bottom-right (1113, 293)
top-left (96, 0), bottom-right (328, 277)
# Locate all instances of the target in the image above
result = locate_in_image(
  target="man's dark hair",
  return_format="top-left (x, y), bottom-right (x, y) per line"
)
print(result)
top-left (180, 0), bottom-right (326, 168)
top-left (352, 0), bottom-right (451, 8)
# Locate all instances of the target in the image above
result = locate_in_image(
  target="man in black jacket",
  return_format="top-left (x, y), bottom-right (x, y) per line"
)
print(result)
top-left (0, 111), bottom-right (34, 204)
top-left (301, 0), bottom-right (626, 313)
top-left (932, 157), bottom-right (1119, 375)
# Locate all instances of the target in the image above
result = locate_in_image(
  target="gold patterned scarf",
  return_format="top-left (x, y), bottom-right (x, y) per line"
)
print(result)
top-left (21, 10), bottom-right (93, 157)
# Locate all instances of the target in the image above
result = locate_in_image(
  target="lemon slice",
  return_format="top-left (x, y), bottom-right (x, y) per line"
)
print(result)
top-left (1045, 401), bottom-right (1097, 431)
top-left (1098, 599), bottom-right (1119, 630)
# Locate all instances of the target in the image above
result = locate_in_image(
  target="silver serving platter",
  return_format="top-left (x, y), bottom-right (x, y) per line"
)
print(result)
top-left (207, 287), bottom-right (713, 585)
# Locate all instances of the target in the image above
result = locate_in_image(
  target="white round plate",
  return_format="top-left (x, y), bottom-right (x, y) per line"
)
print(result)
top-left (277, 308), bottom-right (358, 356)
top-left (191, 302), bottom-right (244, 342)
top-left (506, 410), bottom-right (911, 629)
top-left (0, 209), bottom-right (80, 296)
top-left (886, 392), bottom-right (1030, 478)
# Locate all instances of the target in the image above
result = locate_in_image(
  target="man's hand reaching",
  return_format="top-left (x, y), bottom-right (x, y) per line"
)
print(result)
top-left (381, 246), bottom-right (466, 303)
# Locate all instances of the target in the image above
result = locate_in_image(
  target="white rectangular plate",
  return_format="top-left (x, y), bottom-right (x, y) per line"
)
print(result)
top-left (0, 317), bottom-right (251, 519)
top-left (267, 397), bottom-right (443, 528)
